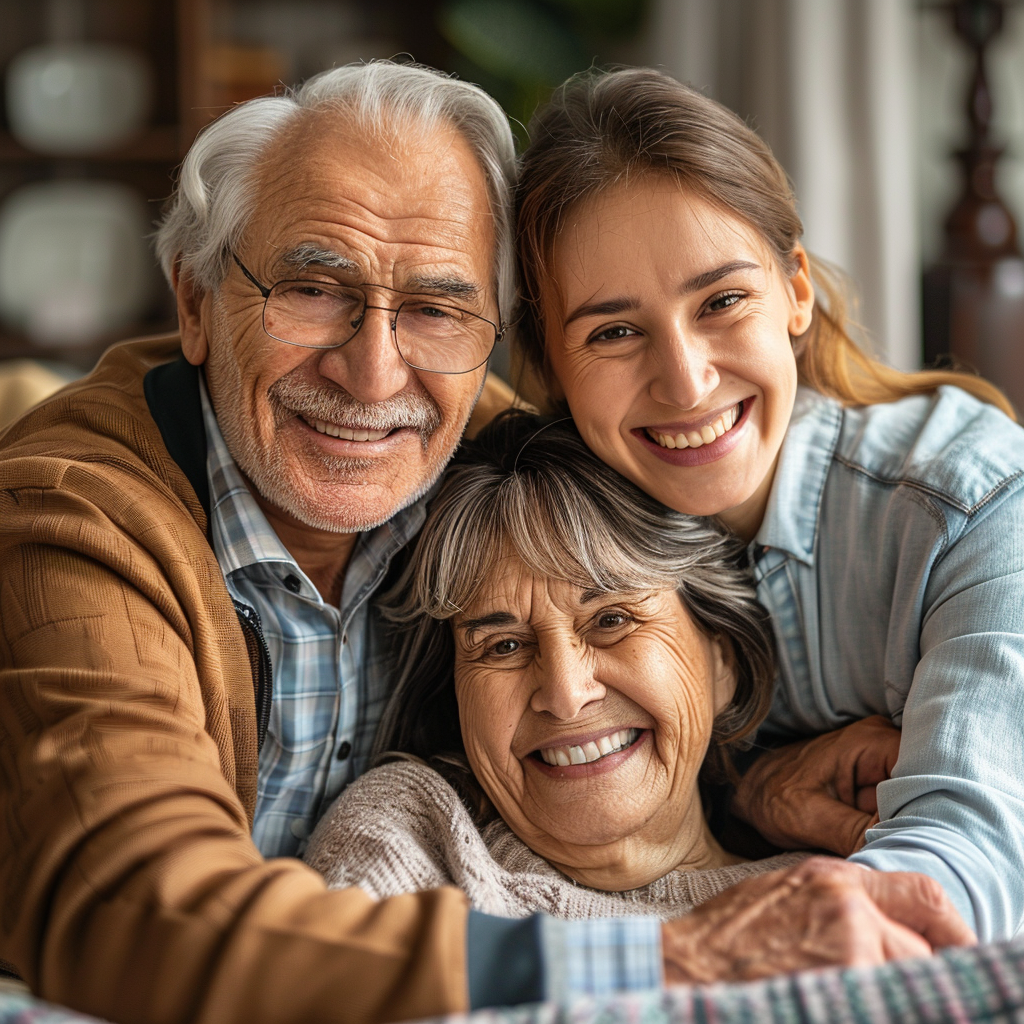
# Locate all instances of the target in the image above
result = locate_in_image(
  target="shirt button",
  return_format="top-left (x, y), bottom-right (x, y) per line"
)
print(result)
top-left (290, 818), bottom-right (310, 840)
top-left (336, 741), bottom-right (352, 761)
top-left (283, 574), bottom-right (302, 593)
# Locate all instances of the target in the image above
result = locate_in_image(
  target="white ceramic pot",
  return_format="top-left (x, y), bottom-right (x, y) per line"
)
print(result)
top-left (0, 180), bottom-right (153, 347)
top-left (5, 43), bottom-right (152, 154)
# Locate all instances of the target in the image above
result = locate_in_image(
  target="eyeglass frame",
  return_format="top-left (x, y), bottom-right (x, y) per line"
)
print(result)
top-left (229, 252), bottom-right (506, 375)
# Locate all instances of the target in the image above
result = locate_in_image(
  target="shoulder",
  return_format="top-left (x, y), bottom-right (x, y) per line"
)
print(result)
top-left (832, 387), bottom-right (1024, 515)
top-left (0, 336), bottom-right (208, 550)
top-left (0, 335), bottom-right (186, 489)
top-left (305, 759), bottom-right (485, 897)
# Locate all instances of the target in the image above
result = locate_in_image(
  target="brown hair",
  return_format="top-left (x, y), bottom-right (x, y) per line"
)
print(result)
top-left (515, 67), bottom-right (1015, 419)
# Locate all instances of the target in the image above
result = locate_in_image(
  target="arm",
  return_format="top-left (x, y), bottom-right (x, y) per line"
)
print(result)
top-left (848, 488), bottom-right (1024, 940)
top-left (736, 489), bottom-right (1024, 940)
top-left (0, 485), bottom-right (469, 1024)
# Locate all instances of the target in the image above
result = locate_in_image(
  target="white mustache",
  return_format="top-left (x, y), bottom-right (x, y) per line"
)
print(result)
top-left (269, 375), bottom-right (441, 435)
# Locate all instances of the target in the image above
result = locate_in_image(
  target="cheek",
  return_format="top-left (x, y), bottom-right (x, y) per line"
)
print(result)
top-left (551, 356), bottom-right (636, 460)
top-left (455, 671), bottom-right (522, 785)
top-left (426, 372), bottom-right (485, 434)
top-left (630, 644), bottom-right (717, 766)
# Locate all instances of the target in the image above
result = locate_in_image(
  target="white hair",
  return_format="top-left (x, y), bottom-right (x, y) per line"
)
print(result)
top-left (155, 61), bottom-right (517, 318)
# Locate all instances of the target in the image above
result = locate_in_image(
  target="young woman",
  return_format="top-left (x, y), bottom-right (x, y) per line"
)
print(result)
top-left (513, 67), bottom-right (1024, 943)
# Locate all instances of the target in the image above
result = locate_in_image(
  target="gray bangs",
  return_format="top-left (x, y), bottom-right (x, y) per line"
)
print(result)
top-left (385, 413), bottom-right (757, 629)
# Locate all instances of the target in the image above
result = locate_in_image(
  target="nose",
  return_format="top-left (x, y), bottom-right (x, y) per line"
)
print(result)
top-left (647, 324), bottom-right (720, 411)
top-left (316, 305), bottom-right (413, 404)
top-left (529, 640), bottom-right (606, 720)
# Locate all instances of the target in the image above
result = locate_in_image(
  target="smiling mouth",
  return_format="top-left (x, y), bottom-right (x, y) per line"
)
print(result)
top-left (647, 401), bottom-right (743, 450)
top-left (305, 416), bottom-right (396, 442)
top-left (535, 727), bottom-right (641, 767)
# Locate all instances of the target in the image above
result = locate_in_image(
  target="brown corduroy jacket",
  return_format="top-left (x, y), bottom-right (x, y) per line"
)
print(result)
top-left (0, 336), bottom-right (476, 1024)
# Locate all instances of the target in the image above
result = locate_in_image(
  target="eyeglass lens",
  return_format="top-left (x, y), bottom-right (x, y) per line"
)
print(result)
top-left (262, 280), bottom-right (496, 373)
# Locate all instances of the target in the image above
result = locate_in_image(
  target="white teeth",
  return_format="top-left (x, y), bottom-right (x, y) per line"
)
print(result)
top-left (310, 418), bottom-right (389, 442)
top-left (650, 402), bottom-right (742, 450)
top-left (538, 728), bottom-right (641, 767)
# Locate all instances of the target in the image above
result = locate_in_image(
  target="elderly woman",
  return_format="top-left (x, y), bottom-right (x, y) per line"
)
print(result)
top-left (305, 411), bottom-right (805, 918)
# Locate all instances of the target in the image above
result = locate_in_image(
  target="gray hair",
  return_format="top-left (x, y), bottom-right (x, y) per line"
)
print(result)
top-left (377, 411), bottom-right (777, 810)
top-left (155, 60), bottom-right (517, 317)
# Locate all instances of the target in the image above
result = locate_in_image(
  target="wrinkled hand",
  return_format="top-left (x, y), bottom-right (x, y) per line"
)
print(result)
top-left (662, 857), bottom-right (976, 984)
top-left (733, 715), bottom-right (901, 856)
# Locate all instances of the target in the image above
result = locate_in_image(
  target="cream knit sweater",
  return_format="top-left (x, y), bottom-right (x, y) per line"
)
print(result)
top-left (305, 760), bottom-right (806, 920)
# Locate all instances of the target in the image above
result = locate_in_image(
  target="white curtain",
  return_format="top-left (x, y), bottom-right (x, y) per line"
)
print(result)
top-left (641, 0), bottom-right (921, 371)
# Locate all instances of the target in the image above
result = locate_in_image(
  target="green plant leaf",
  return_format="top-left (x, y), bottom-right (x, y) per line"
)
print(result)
top-left (547, 0), bottom-right (647, 34)
top-left (438, 0), bottom-right (590, 86)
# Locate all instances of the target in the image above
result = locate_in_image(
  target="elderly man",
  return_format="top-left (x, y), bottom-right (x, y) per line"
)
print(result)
top-left (0, 62), bottom-right (972, 1024)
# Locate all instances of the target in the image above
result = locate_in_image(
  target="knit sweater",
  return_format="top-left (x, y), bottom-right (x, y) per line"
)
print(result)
top-left (305, 760), bottom-right (807, 919)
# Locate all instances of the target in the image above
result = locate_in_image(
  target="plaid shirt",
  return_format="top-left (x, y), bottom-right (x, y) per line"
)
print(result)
top-left (200, 379), bottom-right (425, 858)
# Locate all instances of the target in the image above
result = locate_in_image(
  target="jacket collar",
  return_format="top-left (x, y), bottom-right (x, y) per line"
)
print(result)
top-left (752, 386), bottom-right (843, 566)
top-left (143, 353), bottom-right (211, 525)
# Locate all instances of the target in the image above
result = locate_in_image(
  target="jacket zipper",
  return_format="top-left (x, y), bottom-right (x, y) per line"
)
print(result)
top-left (233, 600), bottom-right (273, 752)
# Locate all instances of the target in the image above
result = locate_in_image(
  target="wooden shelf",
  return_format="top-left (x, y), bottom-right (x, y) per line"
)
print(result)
top-left (0, 319), bottom-right (177, 372)
top-left (0, 126), bottom-right (184, 164)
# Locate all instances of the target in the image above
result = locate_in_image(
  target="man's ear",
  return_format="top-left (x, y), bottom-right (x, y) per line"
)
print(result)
top-left (786, 245), bottom-right (815, 338)
top-left (172, 260), bottom-right (210, 366)
top-left (709, 637), bottom-right (738, 715)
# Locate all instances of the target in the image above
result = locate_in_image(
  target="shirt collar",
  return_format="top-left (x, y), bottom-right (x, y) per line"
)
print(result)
top-left (199, 375), bottom-right (431, 602)
top-left (752, 386), bottom-right (843, 565)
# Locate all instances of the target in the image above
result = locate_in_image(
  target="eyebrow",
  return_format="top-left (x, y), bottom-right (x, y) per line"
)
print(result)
top-left (278, 244), bottom-right (360, 274)
top-left (406, 274), bottom-right (481, 301)
top-left (562, 259), bottom-right (761, 328)
top-left (457, 589), bottom-right (613, 633)
top-left (457, 612), bottom-right (518, 633)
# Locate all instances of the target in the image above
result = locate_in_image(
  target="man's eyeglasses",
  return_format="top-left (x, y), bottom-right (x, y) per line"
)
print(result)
top-left (231, 254), bottom-right (504, 375)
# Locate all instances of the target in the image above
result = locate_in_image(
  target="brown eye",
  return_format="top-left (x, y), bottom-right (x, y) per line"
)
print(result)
top-left (590, 324), bottom-right (638, 344)
top-left (597, 612), bottom-right (627, 629)
top-left (707, 292), bottom-right (743, 313)
top-left (490, 638), bottom-right (521, 656)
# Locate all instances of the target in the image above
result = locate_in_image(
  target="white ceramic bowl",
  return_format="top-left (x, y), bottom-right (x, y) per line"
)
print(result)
top-left (0, 180), bottom-right (153, 347)
top-left (5, 43), bottom-right (152, 154)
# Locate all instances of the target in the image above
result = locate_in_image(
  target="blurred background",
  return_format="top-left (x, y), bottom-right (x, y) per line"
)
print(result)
top-left (0, 0), bottom-right (1021, 423)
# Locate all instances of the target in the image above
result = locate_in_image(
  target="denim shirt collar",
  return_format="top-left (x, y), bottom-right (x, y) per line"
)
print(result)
top-left (752, 386), bottom-right (843, 566)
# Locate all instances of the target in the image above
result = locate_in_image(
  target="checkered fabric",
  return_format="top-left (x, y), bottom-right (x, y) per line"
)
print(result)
top-left (540, 917), bottom-right (663, 1000)
top-left (200, 380), bottom-right (425, 857)
top-left (7, 937), bottom-right (1024, 1023)
top-left (456, 935), bottom-right (1024, 1024)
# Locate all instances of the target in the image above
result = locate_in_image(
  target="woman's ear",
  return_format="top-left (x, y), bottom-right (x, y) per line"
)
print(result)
top-left (172, 260), bottom-right (210, 366)
top-left (708, 637), bottom-right (738, 715)
top-left (786, 245), bottom-right (815, 337)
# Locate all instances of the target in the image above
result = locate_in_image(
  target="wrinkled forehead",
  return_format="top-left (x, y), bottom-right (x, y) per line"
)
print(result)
top-left (241, 107), bottom-right (497, 280)
top-left (253, 106), bottom-right (490, 216)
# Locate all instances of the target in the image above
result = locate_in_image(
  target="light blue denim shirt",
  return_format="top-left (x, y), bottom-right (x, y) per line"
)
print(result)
top-left (751, 384), bottom-right (1024, 941)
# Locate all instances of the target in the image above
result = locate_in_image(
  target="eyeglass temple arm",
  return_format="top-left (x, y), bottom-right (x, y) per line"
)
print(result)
top-left (231, 253), bottom-right (272, 299)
